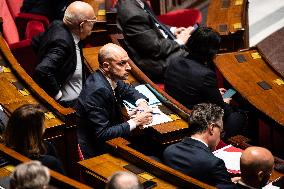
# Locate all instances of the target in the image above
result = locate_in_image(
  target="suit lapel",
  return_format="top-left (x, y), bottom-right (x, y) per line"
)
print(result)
top-left (97, 71), bottom-right (124, 122)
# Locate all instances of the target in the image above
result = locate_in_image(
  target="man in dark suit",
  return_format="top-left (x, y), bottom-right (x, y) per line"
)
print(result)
top-left (163, 103), bottom-right (234, 186)
top-left (32, 1), bottom-right (96, 107)
top-left (116, 0), bottom-right (194, 82)
top-left (76, 43), bottom-right (153, 158)
top-left (21, 0), bottom-right (69, 21)
top-left (164, 27), bottom-right (245, 138)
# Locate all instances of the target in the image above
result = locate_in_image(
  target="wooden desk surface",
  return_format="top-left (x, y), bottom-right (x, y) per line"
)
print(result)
top-left (214, 49), bottom-right (284, 126)
top-left (83, 47), bottom-right (189, 145)
top-left (79, 153), bottom-right (177, 189)
top-left (207, 0), bottom-right (247, 35)
top-left (207, 0), bottom-right (249, 51)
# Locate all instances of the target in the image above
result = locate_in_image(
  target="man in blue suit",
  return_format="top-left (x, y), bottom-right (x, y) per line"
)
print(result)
top-left (163, 103), bottom-right (233, 186)
top-left (76, 43), bottom-right (153, 158)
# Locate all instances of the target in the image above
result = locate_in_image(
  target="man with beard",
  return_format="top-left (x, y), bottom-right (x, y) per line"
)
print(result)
top-left (76, 43), bottom-right (153, 158)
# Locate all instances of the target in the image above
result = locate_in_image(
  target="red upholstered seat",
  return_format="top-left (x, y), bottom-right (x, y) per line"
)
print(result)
top-left (5, 0), bottom-right (22, 19)
top-left (5, 0), bottom-right (49, 40)
top-left (9, 39), bottom-right (39, 76)
top-left (156, 83), bottom-right (165, 91)
top-left (0, 0), bottom-right (20, 44)
top-left (25, 20), bottom-right (45, 39)
top-left (157, 9), bottom-right (202, 27)
top-left (110, 0), bottom-right (202, 27)
top-left (1, 0), bottom-right (48, 77)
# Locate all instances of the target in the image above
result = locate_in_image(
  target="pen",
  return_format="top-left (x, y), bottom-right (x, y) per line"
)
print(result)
top-left (138, 109), bottom-right (160, 115)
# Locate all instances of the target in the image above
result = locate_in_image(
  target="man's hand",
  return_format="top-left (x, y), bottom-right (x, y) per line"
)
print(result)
top-left (176, 26), bottom-right (195, 44)
top-left (223, 98), bottom-right (232, 104)
top-left (131, 108), bottom-right (153, 127)
top-left (174, 27), bottom-right (186, 36)
top-left (219, 88), bottom-right (227, 96)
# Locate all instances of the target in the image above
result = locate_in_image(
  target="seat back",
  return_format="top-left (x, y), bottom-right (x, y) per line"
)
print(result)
top-left (157, 9), bottom-right (202, 27)
top-left (5, 0), bottom-right (23, 19)
top-left (9, 39), bottom-right (39, 77)
top-left (0, 0), bottom-right (20, 44)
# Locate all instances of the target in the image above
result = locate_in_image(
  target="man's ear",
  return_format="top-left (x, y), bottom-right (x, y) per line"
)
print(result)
top-left (257, 170), bottom-right (264, 182)
top-left (208, 123), bottom-right (214, 135)
top-left (79, 22), bottom-right (84, 33)
top-left (102, 61), bottom-right (110, 71)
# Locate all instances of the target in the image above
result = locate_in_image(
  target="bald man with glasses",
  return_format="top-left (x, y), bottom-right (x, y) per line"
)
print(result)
top-left (163, 103), bottom-right (234, 186)
top-left (33, 1), bottom-right (96, 107)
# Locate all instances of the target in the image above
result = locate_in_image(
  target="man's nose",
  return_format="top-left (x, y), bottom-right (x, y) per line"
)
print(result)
top-left (126, 63), bottom-right (131, 70)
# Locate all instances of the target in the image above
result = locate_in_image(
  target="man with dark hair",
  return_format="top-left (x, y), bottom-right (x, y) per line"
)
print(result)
top-left (33, 1), bottom-right (96, 107)
top-left (165, 26), bottom-right (246, 138)
top-left (235, 147), bottom-right (274, 189)
top-left (116, 0), bottom-right (194, 82)
top-left (106, 171), bottom-right (142, 189)
top-left (163, 103), bottom-right (233, 186)
top-left (76, 43), bottom-right (153, 158)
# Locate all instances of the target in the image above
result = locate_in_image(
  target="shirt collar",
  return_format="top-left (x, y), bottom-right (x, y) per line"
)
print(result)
top-left (105, 75), bottom-right (117, 90)
top-left (190, 137), bottom-right (208, 147)
top-left (71, 33), bottom-right (80, 45)
top-left (136, 0), bottom-right (144, 8)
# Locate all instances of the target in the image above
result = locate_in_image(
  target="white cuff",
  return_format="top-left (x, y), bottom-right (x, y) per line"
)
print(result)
top-left (170, 27), bottom-right (177, 34)
top-left (135, 99), bottom-right (148, 106)
top-left (175, 39), bottom-right (185, 45)
top-left (127, 119), bottom-right (137, 131)
top-left (54, 90), bottom-right (62, 100)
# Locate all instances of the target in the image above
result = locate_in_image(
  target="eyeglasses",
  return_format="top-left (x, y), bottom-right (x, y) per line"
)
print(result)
top-left (84, 19), bottom-right (97, 23)
top-left (80, 18), bottom-right (97, 27)
top-left (212, 122), bottom-right (226, 138)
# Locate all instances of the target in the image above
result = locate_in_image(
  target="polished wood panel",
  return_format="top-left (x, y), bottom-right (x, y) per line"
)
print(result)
top-left (78, 137), bottom-right (215, 189)
top-left (0, 143), bottom-right (93, 189)
top-left (214, 49), bottom-right (284, 126)
top-left (207, 0), bottom-right (249, 51)
top-left (0, 34), bottom-right (78, 178)
top-left (214, 48), bottom-right (284, 157)
top-left (79, 153), bottom-right (178, 189)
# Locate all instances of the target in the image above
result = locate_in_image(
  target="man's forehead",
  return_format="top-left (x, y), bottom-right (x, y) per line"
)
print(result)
top-left (112, 49), bottom-right (129, 60)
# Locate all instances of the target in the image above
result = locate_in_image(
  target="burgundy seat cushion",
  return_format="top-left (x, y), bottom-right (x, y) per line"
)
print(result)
top-left (157, 9), bottom-right (202, 27)
top-left (9, 39), bottom-right (38, 77)
top-left (25, 20), bottom-right (45, 39)
top-left (0, 0), bottom-right (20, 44)
top-left (5, 0), bottom-right (23, 19)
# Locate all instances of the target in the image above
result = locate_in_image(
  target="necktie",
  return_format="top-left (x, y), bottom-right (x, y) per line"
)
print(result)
top-left (143, 2), bottom-right (176, 40)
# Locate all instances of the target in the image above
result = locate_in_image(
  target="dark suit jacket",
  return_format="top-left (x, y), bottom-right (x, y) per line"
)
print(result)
top-left (32, 20), bottom-right (78, 98)
top-left (163, 137), bottom-right (232, 186)
top-left (164, 56), bottom-right (246, 138)
top-left (165, 56), bottom-right (226, 110)
top-left (76, 71), bottom-right (146, 158)
top-left (117, 0), bottom-right (187, 81)
top-left (21, 0), bottom-right (69, 21)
